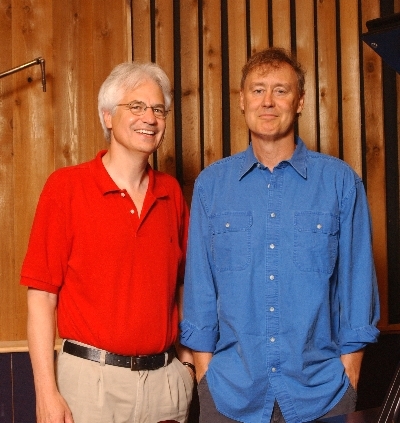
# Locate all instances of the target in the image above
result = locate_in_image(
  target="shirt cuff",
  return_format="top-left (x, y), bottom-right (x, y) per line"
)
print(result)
top-left (179, 319), bottom-right (219, 352)
top-left (20, 276), bottom-right (60, 294)
top-left (340, 325), bottom-right (380, 354)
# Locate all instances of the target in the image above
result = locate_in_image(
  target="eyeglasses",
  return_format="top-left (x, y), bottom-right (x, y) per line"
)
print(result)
top-left (116, 100), bottom-right (168, 119)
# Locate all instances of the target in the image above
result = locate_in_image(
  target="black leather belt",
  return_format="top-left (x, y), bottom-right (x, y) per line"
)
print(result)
top-left (63, 340), bottom-right (174, 371)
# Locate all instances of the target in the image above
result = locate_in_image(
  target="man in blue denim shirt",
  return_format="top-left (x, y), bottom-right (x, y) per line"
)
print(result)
top-left (180, 48), bottom-right (380, 423)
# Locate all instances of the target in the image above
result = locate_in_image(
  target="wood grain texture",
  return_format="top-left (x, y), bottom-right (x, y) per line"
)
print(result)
top-left (155, 0), bottom-right (177, 176)
top-left (180, 0), bottom-right (201, 203)
top-left (361, 0), bottom-right (389, 331)
top-left (316, 0), bottom-right (339, 158)
top-left (0, 0), bottom-right (15, 343)
top-left (202, 0), bottom-right (223, 166)
top-left (0, 0), bottom-right (399, 343)
top-left (271, 0), bottom-right (291, 50)
top-left (340, 0), bottom-right (362, 176)
top-left (295, 0), bottom-right (317, 151)
top-left (12, 0), bottom-right (54, 341)
top-left (249, 0), bottom-right (269, 55)
top-left (228, 0), bottom-right (248, 155)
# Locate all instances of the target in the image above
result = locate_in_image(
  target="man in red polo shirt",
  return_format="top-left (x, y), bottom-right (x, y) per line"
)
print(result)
top-left (21, 62), bottom-right (194, 423)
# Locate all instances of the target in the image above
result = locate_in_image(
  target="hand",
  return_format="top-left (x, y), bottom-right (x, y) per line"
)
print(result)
top-left (340, 349), bottom-right (364, 391)
top-left (36, 391), bottom-right (74, 423)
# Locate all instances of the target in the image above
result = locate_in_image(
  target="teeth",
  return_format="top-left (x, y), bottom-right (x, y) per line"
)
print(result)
top-left (135, 129), bottom-right (155, 135)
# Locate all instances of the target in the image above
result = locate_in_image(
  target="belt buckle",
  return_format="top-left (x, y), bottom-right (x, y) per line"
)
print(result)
top-left (131, 355), bottom-right (147, 371)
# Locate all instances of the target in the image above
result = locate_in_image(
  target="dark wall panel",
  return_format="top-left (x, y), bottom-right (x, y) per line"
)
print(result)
top-left (0, 354), bottom-right (13, 423)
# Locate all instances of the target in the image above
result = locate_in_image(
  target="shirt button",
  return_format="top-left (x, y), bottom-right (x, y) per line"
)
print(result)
top-left (270, 244), bottom-right (275, 249)
top-left (270, 337), bottom-right (276, 343)
top-left (317, 224), bottom-right (322, 229)
top-left (269, 307), bottom-right (275, 312)
top-left (267, 184), bottom-right (271, 188)
top-left (271, 367), bottom-right (276, 372)
top-left (225, 222), bottom-right (230, 228)
top-left (270, 212), bottom-right (276, 218)
top-left (269, 275), bottom-right (275, 281)
top-left (121, 192), bottom-right (126, 197)
top-left (130, 209), bottom-right (135, 214)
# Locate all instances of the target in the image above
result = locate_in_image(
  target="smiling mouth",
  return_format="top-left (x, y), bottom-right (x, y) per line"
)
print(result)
top-left (135, 129), bottom-right (156, 135)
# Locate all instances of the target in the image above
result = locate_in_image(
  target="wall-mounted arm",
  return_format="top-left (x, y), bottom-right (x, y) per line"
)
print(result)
top-left (0, 57), bottom-right (46, 92)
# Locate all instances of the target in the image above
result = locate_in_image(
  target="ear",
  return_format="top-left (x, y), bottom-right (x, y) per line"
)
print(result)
top-left (240, 91), bottom-right (245, 113)
top-left (297, 94), bottom-right (305, 114)
top-left (103, 110), bottom-right (112, 129)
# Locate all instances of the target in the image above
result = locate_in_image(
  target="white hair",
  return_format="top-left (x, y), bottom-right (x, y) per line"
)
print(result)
top-left (98, 62), bottom-right (172, 142)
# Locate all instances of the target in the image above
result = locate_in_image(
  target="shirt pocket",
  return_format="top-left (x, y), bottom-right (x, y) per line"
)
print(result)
top-left (293, 211), bottom-right (339, 273)
top-left (210, 211), bottom-right (252, 272)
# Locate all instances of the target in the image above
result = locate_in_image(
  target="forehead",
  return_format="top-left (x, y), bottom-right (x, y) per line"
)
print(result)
top-left (120, 79), bottom-right (164, 103)
top-left (244, 63), bottom-right (298, 87)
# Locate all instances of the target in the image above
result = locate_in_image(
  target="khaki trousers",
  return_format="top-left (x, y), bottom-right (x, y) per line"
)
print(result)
top-left (56, 342), bottom-right (194, 423)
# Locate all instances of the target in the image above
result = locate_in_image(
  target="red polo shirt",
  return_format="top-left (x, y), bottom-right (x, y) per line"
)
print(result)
top-left (20, 150), bottom-right (189, 355)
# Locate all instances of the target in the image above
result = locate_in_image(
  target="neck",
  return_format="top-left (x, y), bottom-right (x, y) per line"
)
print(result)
top-left (252, 136), bottom-right (296, 171)
top-left (102, 146), bottom-right (149, 190)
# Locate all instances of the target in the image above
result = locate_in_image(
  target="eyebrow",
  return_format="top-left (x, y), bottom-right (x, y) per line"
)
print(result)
top-left (130, 100), bottom-right (166, 108)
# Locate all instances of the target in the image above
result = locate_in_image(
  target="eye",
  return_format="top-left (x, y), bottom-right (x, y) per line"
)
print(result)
top-left (130, 103), bottom-right (144, 111)
top-left (253, 88), bottom-right (264, 95)
top-left (275, 87), bottom-right (288, 95)
top-left (153, 107), bottom-right (165, 115)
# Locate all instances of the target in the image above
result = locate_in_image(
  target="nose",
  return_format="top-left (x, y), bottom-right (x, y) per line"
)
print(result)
top-left (142, 106), bottom-right (158, 123)
top-left (262, 90), bottom-right (274, 107)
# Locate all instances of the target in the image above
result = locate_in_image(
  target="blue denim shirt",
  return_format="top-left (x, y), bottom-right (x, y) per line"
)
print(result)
top-left (180, 138), bottom-right (380, 423)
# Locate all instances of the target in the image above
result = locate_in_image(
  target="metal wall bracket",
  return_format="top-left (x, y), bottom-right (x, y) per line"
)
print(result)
top-left (0, 57), bottom-right (46, 92)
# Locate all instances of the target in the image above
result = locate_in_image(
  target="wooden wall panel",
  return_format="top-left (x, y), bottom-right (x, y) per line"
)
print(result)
top-left (362, 0), bottom-right (389, 331)
top-left (249, 0), bottom-right (269, 55)
top-left (132, 0), bottom-right (151, 63)
top-left (53, 0), bottom-right (96, 169)
top-left (180, 0), bottom-right (201, 202)
top-left (340, 1), bottom-right (362, 176)
top-left (202, 0), bottom-right (223, 166)
top-left (1, 0), bottom-right (400, 345)
top-left (295, 0), bottom-right (317, 151)
top-left (228, 0), bottom-right (248, 155)
top-left (271, 0), bottom-right (291, 50)
top-left (12, 0), bottom-right (54, 341)
top-left (155, 0), bottom-right (176, 176)
top-left (0, 0), bottom-right (15, 343)
top-left (317, 0), bottom-right (339, 157)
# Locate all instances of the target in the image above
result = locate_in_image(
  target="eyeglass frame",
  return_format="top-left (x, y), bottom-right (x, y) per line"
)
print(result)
top-left (116, 100), bottom-right (169, 120)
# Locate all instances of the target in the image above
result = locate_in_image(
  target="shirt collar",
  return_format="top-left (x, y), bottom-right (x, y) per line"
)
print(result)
top-left (90, 150), bottom-right (168, 198)
top-left (239, 136), bottom-right (308, 180)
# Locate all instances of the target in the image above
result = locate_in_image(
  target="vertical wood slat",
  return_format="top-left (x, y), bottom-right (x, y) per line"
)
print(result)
top-left (132, 0), bottom-right (153, 167)
top-left (12, 0), bottom-right (54, 340)
top-left (155, 0), bottom-right (176, 176)
top-left (361, 0), bottom-right (388, 330)
top-left (339, 0), bottom-right (362, 176)
top-left (316, 0), bottom-right (339, 158)
top-left (271, 0), bottom-right (291, 50)
top-left (228, 0), bottom-right (248, 155)
top-left (180, 0), bottom-right (201, 204)
top-left (0, 0), bottom-right (14, 343)
top-left (92, 0), bottom-right (132, 152)
top-left (53, 0), bottom-right (96, 170)
top-left (202, 0), bottom-right (223, 167)
top-left (132, 0), bottom-right (151, 63)
top-left (295, 0), bottom-right (317, 151)
top-left (249, 0), bottom-right (269, 55)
